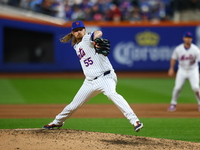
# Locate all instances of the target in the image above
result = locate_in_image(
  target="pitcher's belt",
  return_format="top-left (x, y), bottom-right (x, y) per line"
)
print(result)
top-left (94, 70), bottom-right (111, 80)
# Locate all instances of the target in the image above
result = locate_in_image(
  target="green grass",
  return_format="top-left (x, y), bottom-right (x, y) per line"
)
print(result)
top-left (0, 78), bottom-right (197, 104)
top-left (1, 118), bottom-right (200, 143)
top-left (0, 77), bottom-right (199, 143)
top-left (0, 79), bottom-right (81, 104)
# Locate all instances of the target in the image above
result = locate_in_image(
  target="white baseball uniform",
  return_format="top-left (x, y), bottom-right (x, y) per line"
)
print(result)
top-left (51, 32), bottom-right (141, 127)
top-left (170, 43), bottom-right (200, 105)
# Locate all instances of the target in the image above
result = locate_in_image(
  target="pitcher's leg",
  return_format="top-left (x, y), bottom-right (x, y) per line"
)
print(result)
top-left (107, 92), bottom-right (140, 126)
top-left (50, 80), bottom-right (99, 125)
top-left (99, 76), bottom-right (141, 127)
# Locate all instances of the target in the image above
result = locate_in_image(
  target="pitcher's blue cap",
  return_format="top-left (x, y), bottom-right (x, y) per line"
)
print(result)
top-left (183, 32), bottom-right (193, 38)
top-left (71, 21), bottom-right (85, 30)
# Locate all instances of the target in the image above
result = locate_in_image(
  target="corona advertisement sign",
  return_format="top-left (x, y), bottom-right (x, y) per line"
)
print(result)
top-left (135, 31), bottom-right (160, 46)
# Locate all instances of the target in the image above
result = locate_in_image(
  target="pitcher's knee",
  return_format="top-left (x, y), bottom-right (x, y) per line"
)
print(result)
top-left (105, 92), bottom-right (120, 100)
top-left (174, 88), bottom-right (181, 93)
top-left (192, 87), bottom-right (199, 92)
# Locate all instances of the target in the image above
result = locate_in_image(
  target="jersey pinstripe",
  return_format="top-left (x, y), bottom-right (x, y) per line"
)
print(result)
top-left (74, 32), bottom-right (114, 80)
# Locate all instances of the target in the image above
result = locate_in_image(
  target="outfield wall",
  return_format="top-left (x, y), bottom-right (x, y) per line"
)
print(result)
top-left (1, 14), bottom-right (200, 72)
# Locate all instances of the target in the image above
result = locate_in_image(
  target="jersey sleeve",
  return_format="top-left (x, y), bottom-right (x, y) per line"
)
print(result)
top-left (90, 32), bottom-right (95, 41)
top-left (171, 47), bottom-right (178, 60)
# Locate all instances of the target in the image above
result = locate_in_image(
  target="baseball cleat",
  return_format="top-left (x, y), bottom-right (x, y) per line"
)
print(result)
top-left (134, 121), bottom-right (143, 132)
top-left (42, 122), bottom-right (64, 129)
top-left (168, 104), bottom-right (176, 112)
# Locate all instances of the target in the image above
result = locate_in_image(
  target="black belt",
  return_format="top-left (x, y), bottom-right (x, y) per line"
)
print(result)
top-left (94, 70), bottom-right (111, 80)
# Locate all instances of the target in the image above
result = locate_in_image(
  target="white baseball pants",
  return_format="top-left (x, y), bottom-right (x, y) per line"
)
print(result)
top-left (52, 72), bottom-right (140, 126)
top-left (170, 67), bottom-right (200, 105)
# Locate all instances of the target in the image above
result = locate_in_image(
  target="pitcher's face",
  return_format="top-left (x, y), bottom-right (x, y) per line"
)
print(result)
top-left (72, 28), bottom-right (86, 39)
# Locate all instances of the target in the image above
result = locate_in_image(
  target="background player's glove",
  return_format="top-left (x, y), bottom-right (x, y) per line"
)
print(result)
top-left (94, 38), bottom-right (110, 56)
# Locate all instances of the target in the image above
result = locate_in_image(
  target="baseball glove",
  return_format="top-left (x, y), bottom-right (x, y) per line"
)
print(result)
top-left (94, 38), bottom-right (110, 56)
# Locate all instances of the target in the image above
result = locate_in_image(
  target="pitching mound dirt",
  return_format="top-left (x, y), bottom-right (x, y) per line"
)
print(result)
top-left (1, 129), bottom-right (200, 150)
top-left (1, 104), bottom-right (200, 149)
top-left (0, 71), bottom-right (200, 149)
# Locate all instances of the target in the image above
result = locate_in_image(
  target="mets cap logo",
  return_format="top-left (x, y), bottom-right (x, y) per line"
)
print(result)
top-left (72, 21), bottom-right (85, 30)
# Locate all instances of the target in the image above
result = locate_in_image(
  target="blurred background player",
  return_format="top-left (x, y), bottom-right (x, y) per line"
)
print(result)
top-left (168, 31), bottom-right (200, 112)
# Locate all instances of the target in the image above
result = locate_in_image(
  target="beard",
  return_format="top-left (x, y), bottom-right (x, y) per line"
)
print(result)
top-left (76, 38), bottom-right (82, 43)
top-left (74, 32), bottom-right (85, 44)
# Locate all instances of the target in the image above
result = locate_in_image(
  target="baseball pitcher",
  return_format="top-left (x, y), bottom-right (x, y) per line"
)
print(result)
top-left (43, 21), bottom-right (143, 132)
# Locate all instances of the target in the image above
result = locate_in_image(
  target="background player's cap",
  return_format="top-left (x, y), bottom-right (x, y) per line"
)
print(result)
top-left (71, 21), bottom-right (85, 31)
top-left (183, 32), bottom-right (193, 38)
